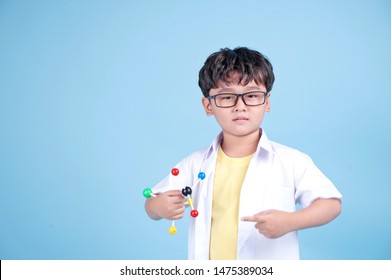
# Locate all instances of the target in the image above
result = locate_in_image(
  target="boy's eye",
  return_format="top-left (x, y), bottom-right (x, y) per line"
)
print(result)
top-left (218, 95), bottom-right (235, 100)
top-left (246, 93), bottom-right (260, 99)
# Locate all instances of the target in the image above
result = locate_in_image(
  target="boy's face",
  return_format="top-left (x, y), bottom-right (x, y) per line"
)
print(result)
top-left (202, 73), bottom-right (270, 140)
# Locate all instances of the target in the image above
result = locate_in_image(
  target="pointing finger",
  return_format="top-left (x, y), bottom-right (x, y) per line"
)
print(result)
top-left (241, 216), bottom-right (259, 222)
top-left (241, 214), bottom-right (267, 223)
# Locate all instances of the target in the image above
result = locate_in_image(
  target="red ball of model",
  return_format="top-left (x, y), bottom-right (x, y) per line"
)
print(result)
top-left (171, 168), bottom-right (179, 176)
top-left (190, 210), bottom-right (198, 218)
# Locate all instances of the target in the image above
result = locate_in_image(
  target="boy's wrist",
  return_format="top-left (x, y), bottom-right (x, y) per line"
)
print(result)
top-left (288, 211), bottom-right (301, 232)
top-left (145, 196), bottom-right (162, 220)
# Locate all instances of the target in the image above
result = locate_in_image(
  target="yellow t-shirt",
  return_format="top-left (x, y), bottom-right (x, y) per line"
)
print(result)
top-left (209, 146), bottom-right (254, 260)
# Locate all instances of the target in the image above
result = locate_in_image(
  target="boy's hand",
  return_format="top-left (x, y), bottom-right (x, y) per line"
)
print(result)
top-left (145, 190), bottom-right (185, 220)
top-left (241, 210), bottom-right (293, 239)
top-left (241, 199), bottom-right (342, 239)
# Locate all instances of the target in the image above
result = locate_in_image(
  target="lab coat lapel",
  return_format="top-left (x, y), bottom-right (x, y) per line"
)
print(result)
top-left (237, 130), bottom-right (274, 259)
top-left (191, 137), bottom-right (220, 259)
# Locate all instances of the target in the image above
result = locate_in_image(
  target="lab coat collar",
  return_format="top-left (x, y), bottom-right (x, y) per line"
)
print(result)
top-left (206, 128), bottom-right (274, 158)
top-left (257, 128), bottom-right (274, 154)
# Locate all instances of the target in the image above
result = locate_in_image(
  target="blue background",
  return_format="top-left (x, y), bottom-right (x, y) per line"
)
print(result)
top-left (1, 0), bottom-right (390, 260)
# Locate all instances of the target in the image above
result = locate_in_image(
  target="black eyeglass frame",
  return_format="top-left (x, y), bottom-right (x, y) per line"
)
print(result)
top-left (207, 91), bottom-right (268, 108)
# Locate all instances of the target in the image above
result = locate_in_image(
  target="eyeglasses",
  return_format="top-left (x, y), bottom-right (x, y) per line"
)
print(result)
top-left (207, 91), bottom-right (268, 108)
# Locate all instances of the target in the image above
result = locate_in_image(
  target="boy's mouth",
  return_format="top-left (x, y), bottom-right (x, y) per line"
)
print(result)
top-left (233, 116), bottom-right (249, 121)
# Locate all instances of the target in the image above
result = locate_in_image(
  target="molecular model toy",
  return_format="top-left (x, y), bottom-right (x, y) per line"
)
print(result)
top-left (143, 168), bottom-right (206, 234)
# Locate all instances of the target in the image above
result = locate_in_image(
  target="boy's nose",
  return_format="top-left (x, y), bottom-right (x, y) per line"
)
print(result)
top-left (234, 96), bottom-right (247, 111)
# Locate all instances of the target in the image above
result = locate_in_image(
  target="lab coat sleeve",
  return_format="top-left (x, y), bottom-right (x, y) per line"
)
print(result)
top-left (151, 150), bottom-right (206, 195)
top-left (293, 151), bottom-right (342, 208)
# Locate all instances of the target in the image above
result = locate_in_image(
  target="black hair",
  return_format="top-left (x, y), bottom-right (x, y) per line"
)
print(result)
top-left (198, 47), bottom-right (275, 97)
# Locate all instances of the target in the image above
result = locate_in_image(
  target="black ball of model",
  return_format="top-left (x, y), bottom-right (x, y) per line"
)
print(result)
top-left (182, 186), bottom-right (192, 196)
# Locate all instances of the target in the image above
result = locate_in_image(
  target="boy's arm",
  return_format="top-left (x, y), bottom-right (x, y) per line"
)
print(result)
top-left (241, 198), bottom-right (341, 239)
top-left (145, 190), bottom-right (186, 220)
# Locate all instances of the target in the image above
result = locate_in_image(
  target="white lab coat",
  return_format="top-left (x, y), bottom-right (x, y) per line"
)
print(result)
top-left (152, 129), bottom-right (342, 259)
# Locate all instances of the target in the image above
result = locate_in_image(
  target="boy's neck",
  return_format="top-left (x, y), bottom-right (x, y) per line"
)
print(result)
top-left (221, 129), bottom-right (261, 158)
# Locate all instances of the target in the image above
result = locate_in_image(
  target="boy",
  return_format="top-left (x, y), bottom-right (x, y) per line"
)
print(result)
top-left (145, 47), bottom-right (342, 260)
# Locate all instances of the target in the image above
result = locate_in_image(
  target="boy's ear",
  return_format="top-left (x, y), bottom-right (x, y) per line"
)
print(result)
top-left (202, 97), bottom-right (214, 116)
top-left (265, 93), bottom-right (271, 112)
